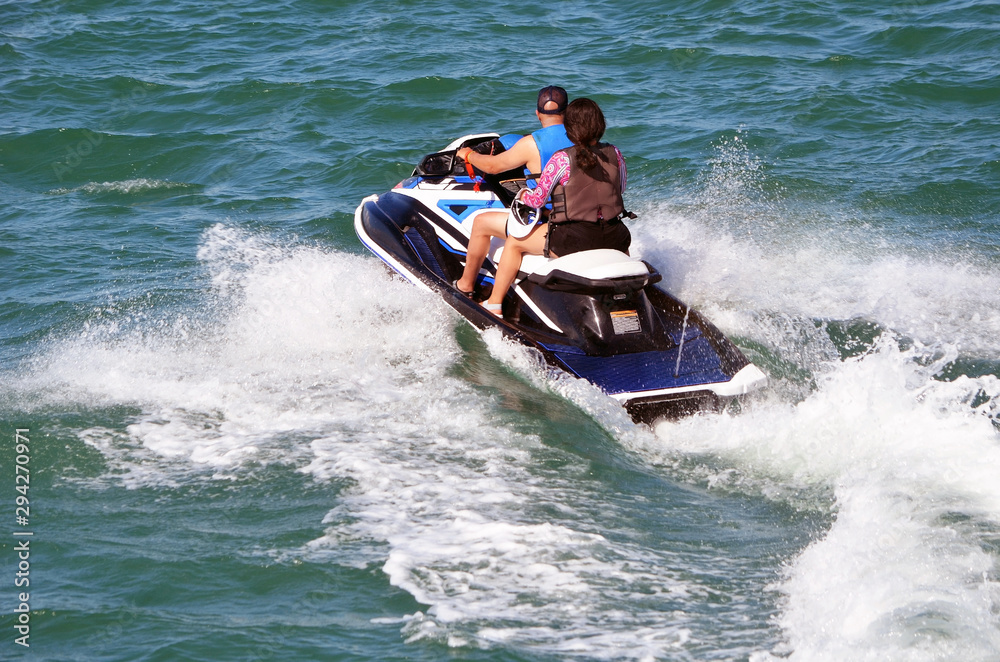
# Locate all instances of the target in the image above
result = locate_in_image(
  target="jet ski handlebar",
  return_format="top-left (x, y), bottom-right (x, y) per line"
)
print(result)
top-left (414, 150), bottom-right (465, 177)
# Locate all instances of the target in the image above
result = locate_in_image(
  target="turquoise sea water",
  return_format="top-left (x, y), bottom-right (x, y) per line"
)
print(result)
top-left (2, 1), bottom-right (1000, 660)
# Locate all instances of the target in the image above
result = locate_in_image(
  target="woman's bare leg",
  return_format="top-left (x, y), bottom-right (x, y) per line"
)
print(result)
top-left (455, 211), bottom-right (507, 292)
top-left (487, 224), bottom-right (549, 306)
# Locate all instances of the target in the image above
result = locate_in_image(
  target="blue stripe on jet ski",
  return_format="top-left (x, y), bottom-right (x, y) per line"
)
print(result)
top-left (436, 198), bottom-right (504, 223)
top-left (437, 238), bottom-right (466, 256)
top-left (552, 336), bottom-right (730, 396)
top-left (537, 342), bottom-right (587, 355)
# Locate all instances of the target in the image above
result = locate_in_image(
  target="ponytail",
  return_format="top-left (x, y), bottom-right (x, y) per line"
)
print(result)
top-left (576, 144), bottom-right (600, 171)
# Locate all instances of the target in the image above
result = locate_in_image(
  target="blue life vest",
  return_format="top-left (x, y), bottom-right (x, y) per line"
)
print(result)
top-left (529, 124), bottom-right (572, 186)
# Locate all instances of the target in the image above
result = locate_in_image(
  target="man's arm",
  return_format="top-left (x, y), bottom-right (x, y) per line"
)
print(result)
top-left (458, 135), bottom-right (536, 175)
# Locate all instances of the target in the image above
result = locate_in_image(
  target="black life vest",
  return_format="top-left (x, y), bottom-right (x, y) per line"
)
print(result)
top-left (548, 143), bottom-right (625, 225)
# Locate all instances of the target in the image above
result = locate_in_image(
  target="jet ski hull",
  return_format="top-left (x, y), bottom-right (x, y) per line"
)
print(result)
top-left (355, 138), bottom-right (766, 423)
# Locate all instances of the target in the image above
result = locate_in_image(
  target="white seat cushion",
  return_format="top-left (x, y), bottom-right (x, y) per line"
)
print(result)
top-left (490, 243), bottom-right (647, 280)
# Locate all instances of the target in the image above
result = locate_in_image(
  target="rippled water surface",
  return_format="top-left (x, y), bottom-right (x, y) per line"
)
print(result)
top-left (2, 1), bottom-right (1000, 660)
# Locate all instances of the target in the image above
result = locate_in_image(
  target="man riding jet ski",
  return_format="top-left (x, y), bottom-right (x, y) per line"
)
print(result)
top-left (354, 126), bottom-right (766, 423)
top-left (457, 85), bottom-right (572, 191)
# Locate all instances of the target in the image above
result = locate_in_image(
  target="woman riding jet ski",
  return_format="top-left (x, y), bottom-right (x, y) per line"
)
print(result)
top-left (454, 98), bottom-right (633, 321)
top-left (354, 124), bottom-right (766, 423)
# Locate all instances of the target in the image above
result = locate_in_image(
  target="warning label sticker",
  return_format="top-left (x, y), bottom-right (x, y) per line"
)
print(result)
top-left (610, 310), bottom-right (641, 334)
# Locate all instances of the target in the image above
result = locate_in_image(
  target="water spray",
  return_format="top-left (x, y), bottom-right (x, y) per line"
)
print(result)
top-left (674, 304), bottom-right (691, 378)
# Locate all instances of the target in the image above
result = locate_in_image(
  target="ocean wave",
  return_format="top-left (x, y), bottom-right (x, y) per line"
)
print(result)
top-left (5, 223), bottom-right (781, 659)
top-left (48, 178), bottom-right (194, 196)
top-left (11, 224), bottom-right (459, 476)
top-left (643, 338), bottom-right (1000, 661)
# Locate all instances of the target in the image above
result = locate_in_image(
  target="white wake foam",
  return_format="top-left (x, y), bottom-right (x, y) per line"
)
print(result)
top-left (11, 224), bottom-right (720, 658)
top-left (636, 325), bottom-right (1000, 661)
top-left (300, 400), bottom-right (700, 660)
top-left (624, 131), bottom-right (1000, 661)
top-left (18, 223), bottom-right (461, 482)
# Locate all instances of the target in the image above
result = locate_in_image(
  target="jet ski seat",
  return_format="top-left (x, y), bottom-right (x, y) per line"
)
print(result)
top-left (490, 244), bottom-right (661, 294)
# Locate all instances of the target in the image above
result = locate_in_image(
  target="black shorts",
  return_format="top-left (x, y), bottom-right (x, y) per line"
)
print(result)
top-left (547, 219), bottom-right (632, 257)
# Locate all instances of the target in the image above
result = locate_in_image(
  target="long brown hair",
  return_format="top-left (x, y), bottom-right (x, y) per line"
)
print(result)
top-left (564, 98), bottom-right (606, 170)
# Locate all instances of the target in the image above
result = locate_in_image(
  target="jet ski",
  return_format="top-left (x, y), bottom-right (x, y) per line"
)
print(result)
top-left (354, 133), bottom-right (767, 423)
